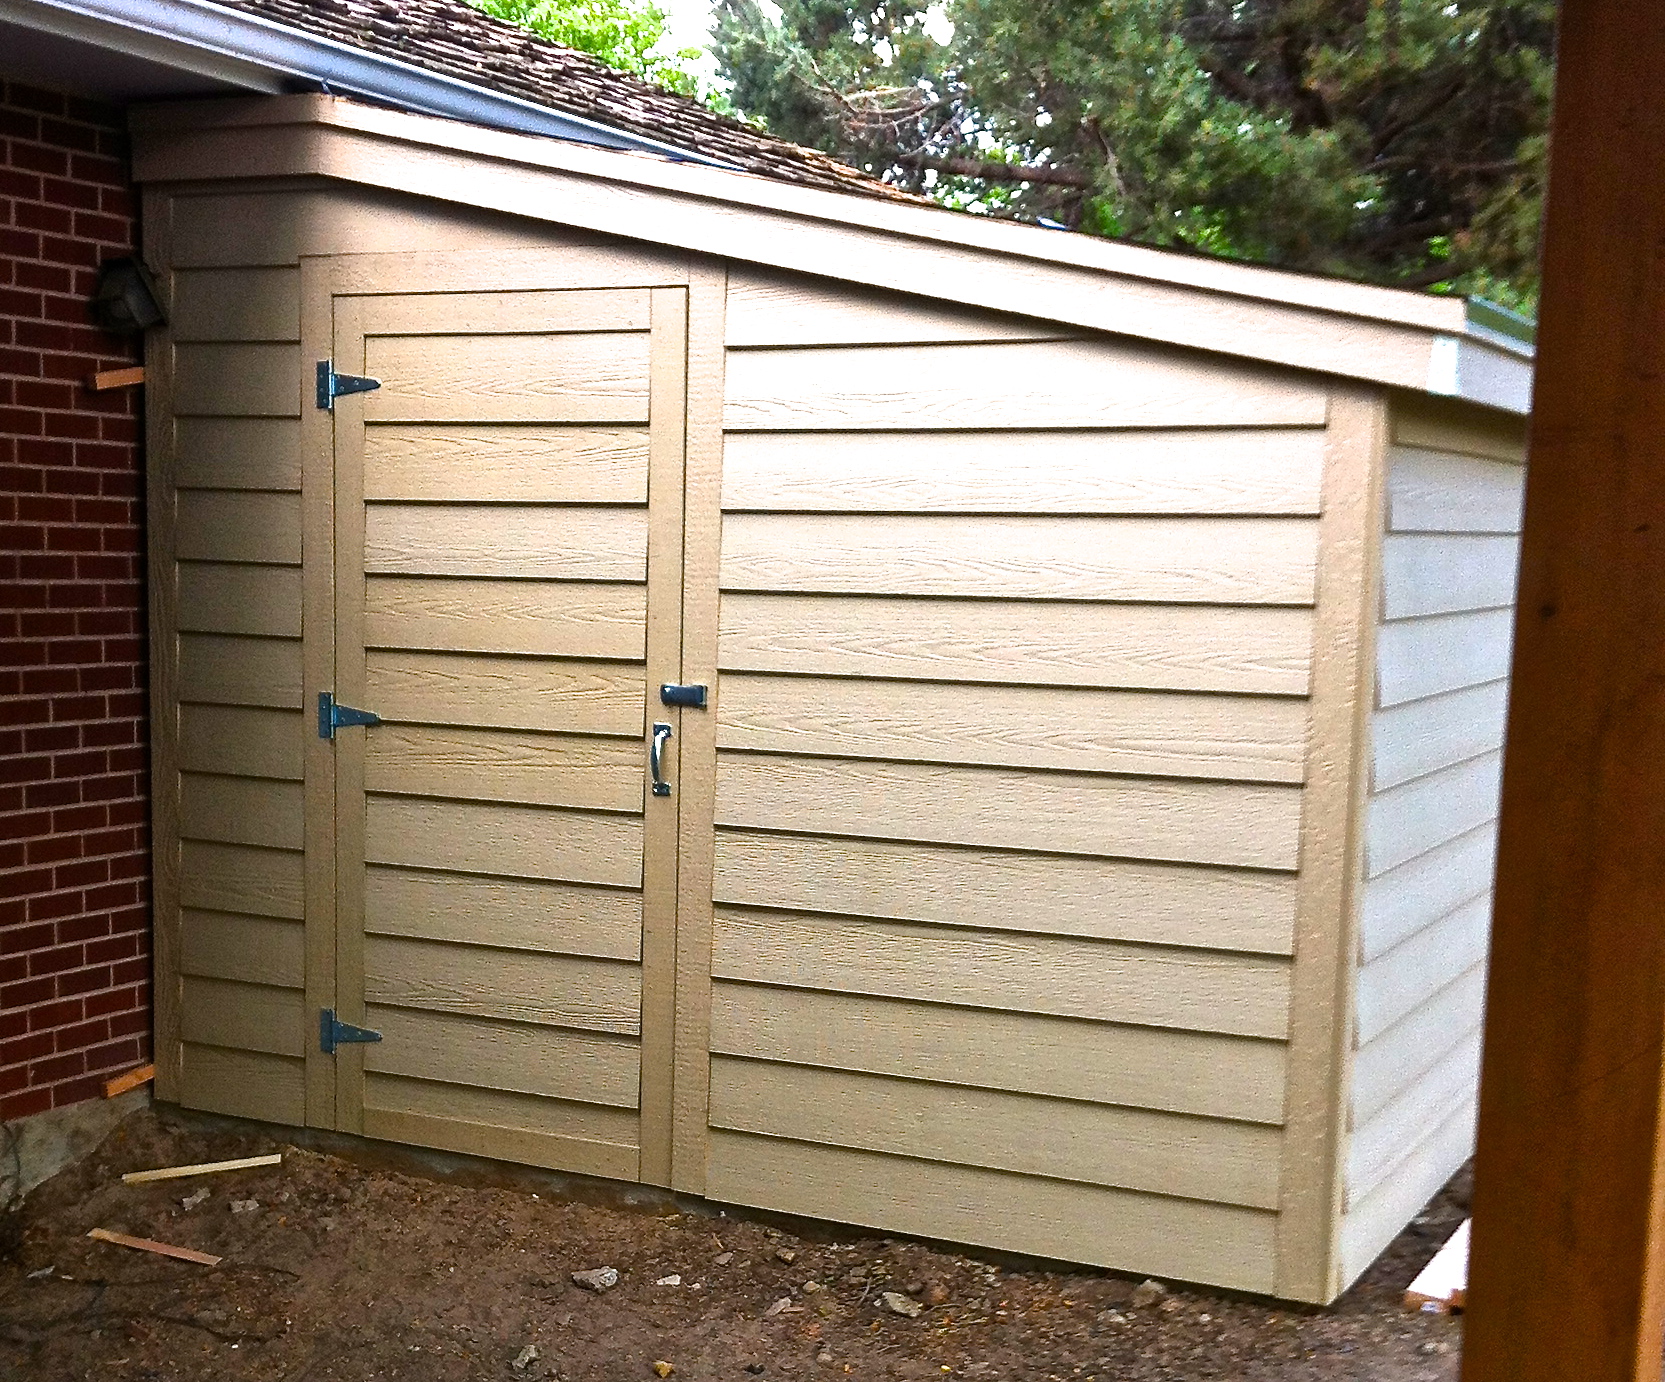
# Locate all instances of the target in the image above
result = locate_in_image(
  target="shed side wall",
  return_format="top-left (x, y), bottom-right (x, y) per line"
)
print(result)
top-left (146, 183), bottom-right (569, 1115)
top-left (1339, 396), bottom-right (1528, 1285)
top-left (704, 267), bottom-right (1336, 1294)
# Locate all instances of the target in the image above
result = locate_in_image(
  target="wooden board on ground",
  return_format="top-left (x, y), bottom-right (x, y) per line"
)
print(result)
top-left (1404, 1218), bottom-right (1470, 1313)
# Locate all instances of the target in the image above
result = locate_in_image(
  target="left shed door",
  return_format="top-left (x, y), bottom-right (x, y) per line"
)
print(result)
top-left (322, 285), bottom-right (691, 1184)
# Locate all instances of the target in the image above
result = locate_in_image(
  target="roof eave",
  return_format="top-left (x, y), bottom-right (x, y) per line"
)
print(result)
top-left (130, 94), bottom-right (1535, 414)
top-left (2, 0), bottom-right (738, 167)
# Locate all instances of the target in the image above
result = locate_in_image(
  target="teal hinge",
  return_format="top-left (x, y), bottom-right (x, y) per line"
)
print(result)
top-left (319, 1009), bottom-right (382, 1055)
top-left (316, 359), bottom-right (381, 410)
top-left (318, 692), bottom-right (380, 740)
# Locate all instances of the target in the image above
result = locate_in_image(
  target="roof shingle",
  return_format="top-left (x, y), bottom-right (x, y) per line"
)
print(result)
top-left (211, 0), bottom-right (914, 201)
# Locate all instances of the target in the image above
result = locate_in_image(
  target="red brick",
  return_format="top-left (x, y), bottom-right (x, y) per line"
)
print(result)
top-left (84, 985), bottom-right (139, 1021)
top-left (108, 1007), bottom-right (150, 1042)
top-left (1, 1087), bottom-right (52, 1121)
top-left (27, 997), bottom-right (82, 1031)
top-left (52, 1017), bottom-right (108, 1053)
top-left (29, 1050), bottom-right (84, 1084)
top-left (0, 1031), bottom-right (54, 1068)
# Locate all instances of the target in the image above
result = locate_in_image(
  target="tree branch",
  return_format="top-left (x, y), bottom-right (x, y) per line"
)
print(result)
top-left (899, 153), bottom-right (1092, 188)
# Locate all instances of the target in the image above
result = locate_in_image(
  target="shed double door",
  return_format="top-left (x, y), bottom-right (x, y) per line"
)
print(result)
top-left (305, 257), bottom-right (707, 1187)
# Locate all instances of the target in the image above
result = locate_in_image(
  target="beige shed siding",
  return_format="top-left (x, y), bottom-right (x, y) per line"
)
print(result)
top-left (153, 185), bottom-right (557, 1121)
top-left (706, 269), bottom-right (1335, 1293)
top-left (1340, 399), bottom-right (1527, 1285)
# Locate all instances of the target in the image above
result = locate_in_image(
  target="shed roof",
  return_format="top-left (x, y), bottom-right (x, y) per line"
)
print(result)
top-left (131, 93), bottom-right (1535, 414)
top-left (212, 0), bottom-right (911, 200)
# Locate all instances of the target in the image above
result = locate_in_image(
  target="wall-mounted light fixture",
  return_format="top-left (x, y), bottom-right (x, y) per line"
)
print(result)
top-left (89, 258), bottom-right (166, 334)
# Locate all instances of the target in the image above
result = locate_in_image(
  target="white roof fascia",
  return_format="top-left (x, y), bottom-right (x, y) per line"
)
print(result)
top-left (1, 0), bottom-right (736, 166)
top-left (133, 95), bottom-right (1536, 412)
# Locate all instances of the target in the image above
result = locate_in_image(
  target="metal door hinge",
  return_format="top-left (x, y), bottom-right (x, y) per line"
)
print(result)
top-left (660, 683), bottom-right (708, 708)
top-left (316, 359), bottom-right (381, 410)
top-left (320, 1009), bottom-right (382, 1055)
top-left (318, 691), bottom-right (381, 740)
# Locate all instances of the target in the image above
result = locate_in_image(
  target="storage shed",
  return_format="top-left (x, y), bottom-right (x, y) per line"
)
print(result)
top-left (132, 92), bottom-right (1533, 1305)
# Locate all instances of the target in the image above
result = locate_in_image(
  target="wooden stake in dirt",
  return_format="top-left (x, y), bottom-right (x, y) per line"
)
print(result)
top-left (1405, 1219), bottom-right (1469, 1313)
top-left (87, 1228), bottom-right (221, 1267)
top-left (120, 1153), bottom-right (283, 1185)
top-left (103, 1064), bottom-right (155, 1098)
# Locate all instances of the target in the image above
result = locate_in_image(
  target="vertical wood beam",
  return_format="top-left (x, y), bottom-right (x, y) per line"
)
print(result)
top-left (1273, 388), bottom-right (1387, 1302)
top-left (142, 188), bottom-right (183, 1104)
top-left (1462, 5), bottom-right (1665, 1379)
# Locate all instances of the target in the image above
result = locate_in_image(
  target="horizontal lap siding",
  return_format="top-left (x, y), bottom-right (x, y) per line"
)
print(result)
top-left (165, 262), bottom-right (311, 1117)
top-left (706, 270), bottom-right (1331, 1293)
top-left (157, 189), bottom-right (564, 1124)
top-left (1341, 400), bottom-right (1527, 1285)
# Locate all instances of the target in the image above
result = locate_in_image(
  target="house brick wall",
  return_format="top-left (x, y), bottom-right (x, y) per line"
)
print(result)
top-left (0, 81), bottom-right (147, 1123)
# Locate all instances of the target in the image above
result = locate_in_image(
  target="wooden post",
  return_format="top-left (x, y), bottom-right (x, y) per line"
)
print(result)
top-left (1462, 5), bottom-right (1665, 1381)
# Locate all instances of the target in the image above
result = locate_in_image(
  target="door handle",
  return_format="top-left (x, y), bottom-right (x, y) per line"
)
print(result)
top-left (649, 721), bottom-right (672, 797)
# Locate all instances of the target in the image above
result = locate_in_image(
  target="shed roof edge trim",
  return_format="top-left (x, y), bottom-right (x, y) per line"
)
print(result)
top-left (133, 95), bottom-right (1534, 412)
top-left (7, 0), bottom-right (736, 165)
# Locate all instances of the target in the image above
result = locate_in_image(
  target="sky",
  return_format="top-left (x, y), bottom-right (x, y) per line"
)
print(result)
top-left (657, 0), bottom-right (721, 82)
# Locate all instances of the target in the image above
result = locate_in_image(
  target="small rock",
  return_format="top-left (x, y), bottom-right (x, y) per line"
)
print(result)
top-left (181, 1188), bottom-right (210, 1211)
top-left (25, 1266), bottom-right (53, 1280)
top-left (655, 1274), bottom-right (682, 1287)
top-left (1129, 1279), bottom-right (1167, 1309)
top-left (513, 1344), bottom-right (540, 1372)
top-left (1419, 1341), bottom-right (1452, 1357)
top-left (1198, 1313), bottom-right (1212, 1323)
top-left (922, 1281), bottom-right (950, 1307)
top-left (746, 1366), bottom-right (766, 1376)
top-left (229, 1199), bottom-right (259, 1214)
top-left (879, 1291), bottom-right (925, 1319)
top-left (814, 1347), bottom-right (835, 1367)
top-left (572, 1267), bottom-right (620, 1292)
top-left (652, 1362), bottom-right (674, 1377)
top-left (1096, 1310), bottom-right (1127, 1327)
top-left (775, 1247), bottom-right (798, 1265)
top-left (762, 1297), bottom-right (794, 1319)
top-left (320, 1218), bottom-right (336, 1232)
top-left (801, 1280), bottom-right (824, 1294)
top-left (714, 1251), bottom-right (735, 1266)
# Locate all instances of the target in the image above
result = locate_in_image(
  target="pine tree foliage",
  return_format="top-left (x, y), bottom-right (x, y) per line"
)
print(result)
top-left (712, 0), bottom-right (1554, 309)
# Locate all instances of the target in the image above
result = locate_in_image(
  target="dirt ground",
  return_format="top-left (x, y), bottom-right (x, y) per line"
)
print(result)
top-left (0, 1106), bottom-right (1465, 1382)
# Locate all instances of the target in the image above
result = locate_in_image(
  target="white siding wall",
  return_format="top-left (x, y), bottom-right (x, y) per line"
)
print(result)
top-left (1340, 404), bottom-right (1527, 1283)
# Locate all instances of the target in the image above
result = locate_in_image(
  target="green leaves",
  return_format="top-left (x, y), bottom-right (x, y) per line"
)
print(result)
top-left (713, 0), bottom-right (1554, 308)
top-left (467, 0), bottom-right (712, 99)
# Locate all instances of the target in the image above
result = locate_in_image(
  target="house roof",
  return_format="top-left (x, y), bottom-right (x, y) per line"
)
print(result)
top-left (214, 0), bottom-right (914, 201)
top-left (130, 93), bottom-right (1534, 414)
